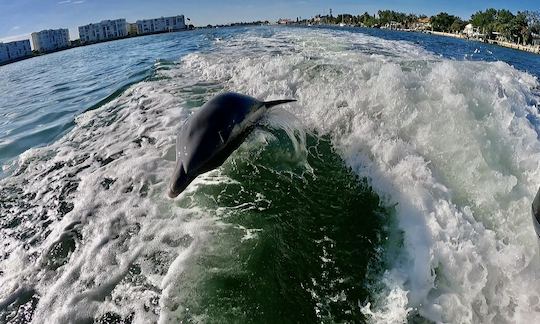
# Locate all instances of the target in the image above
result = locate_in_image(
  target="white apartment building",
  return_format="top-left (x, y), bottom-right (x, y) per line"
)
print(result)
top-left (78, 19), bottom-right (128, 43)
top-left (0, 40), bottom-right (32, 64)
top-left (31, 29), bottom-right (70, 52)
top-left (0, 44), bottom-right (8, 63)
top-left (136, 15), bottom-right (186, 35)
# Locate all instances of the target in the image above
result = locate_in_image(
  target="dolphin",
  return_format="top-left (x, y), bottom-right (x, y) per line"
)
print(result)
top-left (168, 92), bottom-right (296, 198)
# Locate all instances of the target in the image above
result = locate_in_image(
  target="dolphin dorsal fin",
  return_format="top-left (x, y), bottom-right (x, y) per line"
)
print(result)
top-left (264, 99), bottom-right (297, 108)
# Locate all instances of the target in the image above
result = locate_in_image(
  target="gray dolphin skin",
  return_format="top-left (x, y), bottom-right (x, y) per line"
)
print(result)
top-left (532, 187), bottom-right (540, 241)
top-left (168, 92), bottom-right (296, 198)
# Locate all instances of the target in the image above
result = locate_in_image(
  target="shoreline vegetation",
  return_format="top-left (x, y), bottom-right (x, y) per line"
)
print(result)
top-left (277, 8), bottom-right (540, 55)
top-left (426, 30), bottom-right (540, 55)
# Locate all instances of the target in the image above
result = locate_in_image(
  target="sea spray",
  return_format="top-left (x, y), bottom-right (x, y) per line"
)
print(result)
top-left (1, 27), bottom-right (540, 323)
top-left (181, 28), bottom-right (540, 322)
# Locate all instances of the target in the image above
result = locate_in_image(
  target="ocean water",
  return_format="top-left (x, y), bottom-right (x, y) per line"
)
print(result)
top-left (1, 26), bottom-right (540, 323)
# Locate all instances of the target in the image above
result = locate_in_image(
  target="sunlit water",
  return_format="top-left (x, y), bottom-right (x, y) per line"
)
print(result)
top-left (1, 26), bottom-right (540, 323)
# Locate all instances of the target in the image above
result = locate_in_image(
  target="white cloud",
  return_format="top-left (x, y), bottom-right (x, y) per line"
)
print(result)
top-left (10, 26), bottom-right (21, 31)
top-left (0, 34), bottom-right (30, 43)
top-left (58, 0), bottom-right (85, 4)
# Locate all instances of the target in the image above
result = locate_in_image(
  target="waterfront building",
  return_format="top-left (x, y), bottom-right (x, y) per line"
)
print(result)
top-left (463, 24), bottom-right (482, 38)
top-left (384, 21), bottom-right (404, 30)
top-left (31, 29), bottom-right (70, 53)
top-left (0, 40), bottom-right (32, 64)
top-left (0, 44), bottom-right (8, 63)
top-left (78, 19), bottom-right (128, 43)
top-left (127, 23), bottom-right (138, 36)
top-left (533, 33), bottom-right (540, 46)
top-left (492, 31), bottom-right (508, 43)
top-left (412, 17), bottom-right (431, 31)
top-left (135, 15), bottom-right (186, 34)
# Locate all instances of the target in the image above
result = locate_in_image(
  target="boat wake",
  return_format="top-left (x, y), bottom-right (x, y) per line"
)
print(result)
top-left (1, 27), bottom-right (540, 323)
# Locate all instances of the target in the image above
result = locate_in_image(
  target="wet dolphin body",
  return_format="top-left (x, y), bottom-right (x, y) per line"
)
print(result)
top-left (168, 92), bottom-right (296, 198)
top-left (532, 188), bottom-right (540, 241)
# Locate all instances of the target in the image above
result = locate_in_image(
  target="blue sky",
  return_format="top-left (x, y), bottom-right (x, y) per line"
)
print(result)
top-left (1, 0), bottom-right (539, 42)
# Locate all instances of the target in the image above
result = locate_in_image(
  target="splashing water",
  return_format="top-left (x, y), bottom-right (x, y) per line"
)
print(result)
top-left (1, 27), bottom-right (540, 323)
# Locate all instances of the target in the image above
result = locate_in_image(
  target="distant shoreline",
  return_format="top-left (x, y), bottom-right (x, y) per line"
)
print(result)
top-left (2, 24), bottom-right (539, 68)
top-left (412, 29), bottom-right (540, 55)
top-left (302, 24), bottom-right (540, 56)
top-left (0, 29), bottom-right (193, 67)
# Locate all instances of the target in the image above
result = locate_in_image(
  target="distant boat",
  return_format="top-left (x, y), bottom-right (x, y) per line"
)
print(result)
top-left (339, 23), bottom-right (346, 27)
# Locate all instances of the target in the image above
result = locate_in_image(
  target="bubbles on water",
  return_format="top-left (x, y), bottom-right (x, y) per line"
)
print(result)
top-left (0, 63), bottom-right (217, 323)
top-left (263, 107), bottom-right (309, 166)
top-left (2, 26), bottom-right (540, 323)
top-left (180, 27), bottom-right (540, 323)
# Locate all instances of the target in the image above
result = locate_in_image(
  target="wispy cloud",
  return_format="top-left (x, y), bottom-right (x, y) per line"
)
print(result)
top-left (10, 26), bottom-right (21, 31)
top-left (58, 0), bottom-right (85, 4)
top-left (0, 33), bottom-right (30, 43)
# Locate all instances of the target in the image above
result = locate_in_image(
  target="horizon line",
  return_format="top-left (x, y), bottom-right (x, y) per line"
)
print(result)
top-left (0, 6), bottom-right (535, 43)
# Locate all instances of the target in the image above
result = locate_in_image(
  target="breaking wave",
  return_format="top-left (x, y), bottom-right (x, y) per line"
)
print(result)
top-left (1, 27), bottom-right (540, 323)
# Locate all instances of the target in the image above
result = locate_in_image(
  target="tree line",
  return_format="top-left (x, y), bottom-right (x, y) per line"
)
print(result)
top-left (307, 9), bottom-right (540, 45)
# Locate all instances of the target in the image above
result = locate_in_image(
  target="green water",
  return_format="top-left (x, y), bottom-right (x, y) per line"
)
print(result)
top-left (167, 132), bottom-right (392, 323)
top-left (3, 26), bottom-right (540, 323)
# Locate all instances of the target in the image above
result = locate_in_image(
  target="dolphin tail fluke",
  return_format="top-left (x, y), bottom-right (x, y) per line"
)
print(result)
top-left (264, 99), bottom-right (297, 108)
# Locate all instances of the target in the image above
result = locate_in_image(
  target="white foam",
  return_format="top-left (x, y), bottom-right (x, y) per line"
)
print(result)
top-left (1, 27), bottom-right (540, 323)
top-left (0, 73), bottom-right (221, 323)
top-left (178, 28), bottom-right (540, 323)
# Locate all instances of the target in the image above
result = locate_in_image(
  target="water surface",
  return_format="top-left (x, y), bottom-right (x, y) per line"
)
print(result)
top-left (1, 26), bottom-right (540, 323)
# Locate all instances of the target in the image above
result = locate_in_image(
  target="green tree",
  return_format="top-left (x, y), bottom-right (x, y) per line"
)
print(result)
top-left (378, 10), bottom-right (407, 25)
top-left (431, 12), bottom-right (460, 32)
top-left (470, 8), bottom-right (497, 32)
top-left (524, 10), bottom-right (540, 34)
top-left (493, 9), bottom-right (515, 40)
top-left (360, 12), bottom-right (379, 27)
top-left (359, 12), bottom-right (371, 25)
top-left (405, 14), bottom-right (419, 28)
top-left (450, 19), bottom-right (467, 33)
top-left (496, 9), bottom-right (515, 25)
top-left (509, 12), bottom-right (530, 44)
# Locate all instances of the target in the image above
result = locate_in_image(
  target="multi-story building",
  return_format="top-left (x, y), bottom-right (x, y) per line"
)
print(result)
top-left (31, 29), bottom-right (70, 53)
top-left (136, 15), bottom-right (186, 35)
top-left (127, 23), bottom-right (138, 36)
top-left (0, 44), bottom-right (8, 63)
top-left (0, 40), bottom-right (32, 64)
top-left (78, 19), bottom-right (128, 43)
top-left (0, 43), bottom-right (9, 63)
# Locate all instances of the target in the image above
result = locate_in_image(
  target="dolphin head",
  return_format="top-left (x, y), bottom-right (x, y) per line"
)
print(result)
top-left (168, 162), bottom-right (191, 198)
